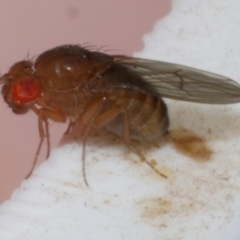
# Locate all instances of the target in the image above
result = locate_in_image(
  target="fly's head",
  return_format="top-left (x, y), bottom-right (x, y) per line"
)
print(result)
top-left (0, 61), bottom-right (42, 114)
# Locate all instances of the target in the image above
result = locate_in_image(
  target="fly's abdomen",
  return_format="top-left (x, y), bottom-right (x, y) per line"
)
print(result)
top-left (103, 91), bottom-right (169, 145)
top-left (127, 93), bottom-right (169, 144)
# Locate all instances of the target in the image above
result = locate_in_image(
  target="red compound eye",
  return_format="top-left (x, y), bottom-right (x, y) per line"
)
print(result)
top-left (12, 78), bottom-right (41, 104)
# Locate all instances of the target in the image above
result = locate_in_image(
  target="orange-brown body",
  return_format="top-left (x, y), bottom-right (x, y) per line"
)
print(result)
top-left (2, 44), bottom-right (240, 183)
top-left (0, 45), bottom-right (169, 182)
top-left (2, 45), bottom-right (169, 147)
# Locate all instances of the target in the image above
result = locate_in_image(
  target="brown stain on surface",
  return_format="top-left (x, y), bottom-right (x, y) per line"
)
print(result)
top-left (169, 128), bottom-right (212, 162)
top-left (149, 159), bottom-right (157, 166)
top-left (103, 199), bottom-right (111, 205)
top-left (139, 198), bottom-right (172, 218)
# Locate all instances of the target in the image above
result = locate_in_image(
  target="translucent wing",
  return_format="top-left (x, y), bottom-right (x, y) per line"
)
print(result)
top-left (114, 56), bottom-right (240, 104)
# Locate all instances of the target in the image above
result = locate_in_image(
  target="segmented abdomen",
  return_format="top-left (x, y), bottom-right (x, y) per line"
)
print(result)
top-left (102, 90), bottom-right (169, 144)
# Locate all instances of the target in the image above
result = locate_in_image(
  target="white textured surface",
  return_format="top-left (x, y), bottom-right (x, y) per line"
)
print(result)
top-left (1, 0), bottom-right (240, 239)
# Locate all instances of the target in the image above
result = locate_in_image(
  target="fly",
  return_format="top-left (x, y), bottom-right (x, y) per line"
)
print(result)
top-left (1, 44), bottom-right (240, 185)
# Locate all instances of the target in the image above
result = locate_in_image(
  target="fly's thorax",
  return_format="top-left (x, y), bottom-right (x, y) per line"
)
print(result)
top-left (34, 45), bottom-right (113, 92)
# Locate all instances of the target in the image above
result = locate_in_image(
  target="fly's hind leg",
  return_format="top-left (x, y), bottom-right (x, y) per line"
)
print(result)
top-left (96, 108), bottom-right (167, 179)
top-left (121, 111), bottom-right (167, 179)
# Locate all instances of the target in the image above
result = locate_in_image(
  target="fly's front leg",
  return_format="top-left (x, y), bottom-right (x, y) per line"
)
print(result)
top-left (26, 106), bottom-right (66, 178)
top-left (25, 107), bottom-right (48, 178)
top-left (26, 116), bottom-right (48, 178)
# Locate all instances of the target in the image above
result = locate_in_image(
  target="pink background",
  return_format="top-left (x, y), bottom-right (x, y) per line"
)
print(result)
top-left (0, 0), bottom-right (171, 203)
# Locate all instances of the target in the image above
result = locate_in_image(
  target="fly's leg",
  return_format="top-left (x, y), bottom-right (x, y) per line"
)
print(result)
top-left (95, 107), bottom-right (142, 156)
top-left (96, 107), bottom-right (167, 179)
top-left (76, 98), bottom-right (106, 186)
top-left (122, 113), bottom-right (167, 179)
top-left (81, 137), bottom-right (88, 186)
top-left (45, 119), bottom-right (50, 158)
top-left (26, 106), bottom-right (66, 178)
top-left (64, 120), bottom-right (75, 135)
top-left (26, 114), bottom-right (49, 178)
top-left (79, 100), bottom-right (167, 184)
